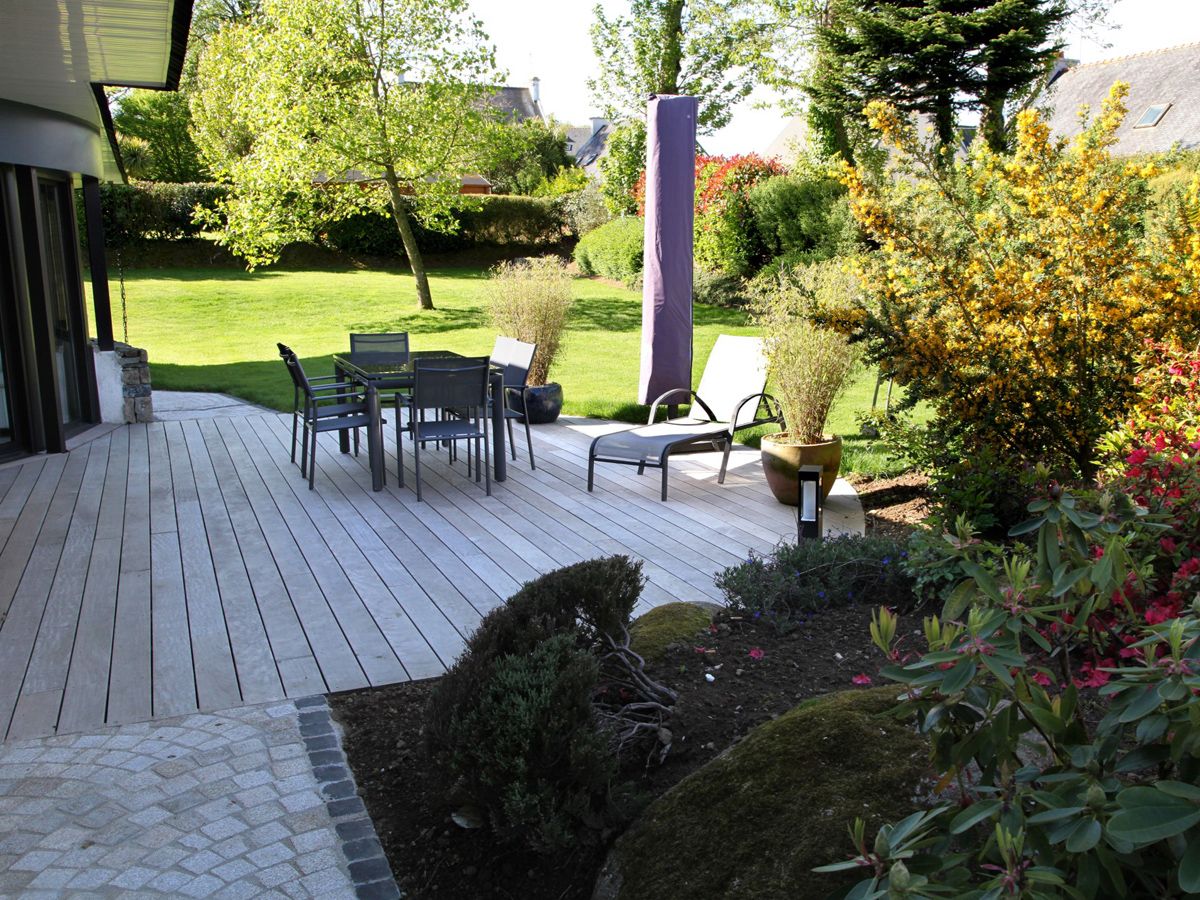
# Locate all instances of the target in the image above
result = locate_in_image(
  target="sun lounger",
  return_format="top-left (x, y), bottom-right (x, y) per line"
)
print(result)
top-left (587, 335), bottom-right (782, 500)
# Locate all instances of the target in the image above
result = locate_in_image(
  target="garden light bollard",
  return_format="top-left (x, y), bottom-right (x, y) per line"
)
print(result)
top-left (797, 465), bottom-right (823, 541)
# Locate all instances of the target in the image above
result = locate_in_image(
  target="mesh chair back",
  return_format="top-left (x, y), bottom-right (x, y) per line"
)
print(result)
top-left (412, 356), bottom-right (490, 413)
top-left (491, 336), bottom-right (516, 369)
top-left (695, 335), bottom-right (769, 427)
top-left (503, 340), bottom-right (536, 391)
top-left (349, 332), bottom-right (410, 364)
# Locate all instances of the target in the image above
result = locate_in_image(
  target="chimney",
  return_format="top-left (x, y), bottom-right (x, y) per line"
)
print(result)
top-left (590, 117), bottom-right (608, 136)
top-left (530, 77), bottom-right (540, 104)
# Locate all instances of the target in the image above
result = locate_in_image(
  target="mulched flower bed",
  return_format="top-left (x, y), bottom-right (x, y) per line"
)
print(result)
top-left (327, 476), bottom-right (934, 899)
top-left (329, 601), bottom-right (899, 900)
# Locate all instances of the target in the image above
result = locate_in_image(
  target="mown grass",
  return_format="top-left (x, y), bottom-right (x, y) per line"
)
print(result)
top-left (86, 265), bottom-right (913, 476)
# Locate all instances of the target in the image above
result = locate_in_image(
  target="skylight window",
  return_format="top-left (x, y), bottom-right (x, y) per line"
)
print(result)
top-left (1134, 103), bottom-right (1171, 128)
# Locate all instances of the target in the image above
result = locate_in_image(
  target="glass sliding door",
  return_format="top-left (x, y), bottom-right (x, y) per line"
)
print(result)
top-left (0, 338), bottom-right (12, 452)
top-left (37, 179), bottom-right (88, 428)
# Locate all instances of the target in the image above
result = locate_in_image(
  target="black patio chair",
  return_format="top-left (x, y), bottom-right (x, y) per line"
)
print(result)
top-left (349, 332), bottom-right (410, 362)
top-left (277, 342), bottom-right (351, 466)
top-left (279, 347), bottom-right (376, 490)
top-left (397, 356), bottom-right (491, 502)
top-left (499, 339), bottom-right (538, 470)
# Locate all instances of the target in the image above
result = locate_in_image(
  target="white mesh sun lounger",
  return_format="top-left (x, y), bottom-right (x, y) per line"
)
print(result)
top-left (587, 335), bottom-right (782, 500)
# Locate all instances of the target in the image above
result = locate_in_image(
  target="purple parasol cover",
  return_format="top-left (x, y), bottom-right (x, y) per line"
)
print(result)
top-left (638, 94), bottom-right (697, 405)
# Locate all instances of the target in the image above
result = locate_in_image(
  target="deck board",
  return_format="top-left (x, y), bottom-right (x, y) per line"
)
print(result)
top-left (0, 411), bottom-right (862, 740)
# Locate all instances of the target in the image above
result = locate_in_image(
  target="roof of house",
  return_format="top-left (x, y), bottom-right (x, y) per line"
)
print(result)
top-left (1043, 42), bottom-right (1200, 154)
top-left (765, 117), bottom-right (809, 165)
top-left (0, 0), bottom-right (194, 181)
top-left (574, 123), bottom-right (616, 176)
top-left (486, 85), bottom-right (544, 123)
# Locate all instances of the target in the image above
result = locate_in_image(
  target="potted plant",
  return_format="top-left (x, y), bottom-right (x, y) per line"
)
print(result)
top-left (485, 256), bottom-right (574, 423)
top-left (752, 261), bottom-right (862, 505)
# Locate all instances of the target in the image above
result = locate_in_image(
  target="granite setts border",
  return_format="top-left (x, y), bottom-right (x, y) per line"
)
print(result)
top-left (295, 696), bottom-right (401, 900)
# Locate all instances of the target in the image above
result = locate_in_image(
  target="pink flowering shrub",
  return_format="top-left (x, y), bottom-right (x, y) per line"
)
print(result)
top-left (1100, 341), bottom-right (1200, 634)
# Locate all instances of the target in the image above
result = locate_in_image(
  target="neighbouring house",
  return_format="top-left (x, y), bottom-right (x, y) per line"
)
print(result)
top-left (1042, 43), bottom-right (1200, 153)
top-left (0, 0), bottom-right (194, 460)
top-left (571, 118), bottom-right (615, 177)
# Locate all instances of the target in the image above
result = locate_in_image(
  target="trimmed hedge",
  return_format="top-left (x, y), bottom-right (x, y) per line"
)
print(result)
top-left (323, 195), bottom-right (568, 256)
top-left (79, 182), bottom-right (229, 246)
top-left (573, 216), bottom-right (644, 282)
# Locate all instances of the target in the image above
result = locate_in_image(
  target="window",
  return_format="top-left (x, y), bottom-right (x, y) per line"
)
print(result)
top-left (1134, 103), bottom-right (1171, 128)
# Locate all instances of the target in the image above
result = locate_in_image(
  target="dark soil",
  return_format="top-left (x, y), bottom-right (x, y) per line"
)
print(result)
top-left (850, 472), bottom-right (932, 539)
top-left (329, 602), bottom-right (891, 900)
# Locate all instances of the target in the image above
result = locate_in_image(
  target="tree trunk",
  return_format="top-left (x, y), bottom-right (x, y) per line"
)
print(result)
top-left (660, 0), bottom-right (686, 94)
top-left (979, 77), bottom-right (1008, 153)
top-left (383, 167), bottom-right (434, 311)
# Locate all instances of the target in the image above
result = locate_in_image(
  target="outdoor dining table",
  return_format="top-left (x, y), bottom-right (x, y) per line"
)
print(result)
top-left (333, 349), bottom-right (508, 492)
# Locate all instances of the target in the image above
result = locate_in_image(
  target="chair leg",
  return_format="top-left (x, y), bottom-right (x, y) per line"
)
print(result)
top-left (507, 419), bottom-right (516, 460)
top-left (414, 426), bottom-right (423, 502)
top-left (587, 453), bottom-right (596, 492)
top-left (660, 454), bottom-right (670, 501)
top-left (483, 417), bottom-right (491, 496)
top-left (718, 439), bottom-right (733, 483)
top-left (395, 400), bottom-right (405, 489)
top-left (309, 427), bottom-right (318, 490)
top-left (523, 417), bottom-right (535, 470)
top-left (300, 421), bottom-right (310, 478)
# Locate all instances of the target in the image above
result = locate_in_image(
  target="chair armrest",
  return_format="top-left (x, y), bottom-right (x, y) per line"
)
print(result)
top-left (309, 374), bottom-right (341, 383)
top-left (311, 381), bottom-right (359, 393)
top-left (311, 390), bottom-right (365, 404)
top-left (648, 388), bottom-right (714, 424)
top-left (729, 392), bottom-right (784, 434)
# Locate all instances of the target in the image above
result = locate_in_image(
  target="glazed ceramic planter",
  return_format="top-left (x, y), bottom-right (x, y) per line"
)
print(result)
top-left (760, 433), bottom-right (843, 505)
top-left (518, 383), bottom-right (564, 424)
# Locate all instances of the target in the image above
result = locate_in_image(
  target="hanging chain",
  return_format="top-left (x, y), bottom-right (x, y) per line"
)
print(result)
top-left (116, 245), bottom-right (128, 344)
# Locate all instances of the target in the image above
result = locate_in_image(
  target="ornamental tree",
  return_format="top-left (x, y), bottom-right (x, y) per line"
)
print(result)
top-left (831, 83), bottom-right (1200, 480)
top-left (191, 0), bottom-right (499, 310)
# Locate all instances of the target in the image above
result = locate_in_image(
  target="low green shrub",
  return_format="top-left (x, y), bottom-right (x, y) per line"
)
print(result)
top-left (747, 174), bottom-right (858, 265)
top-left (859, 410), bottom-right (1039, 537)
top-left (322, 195), bottom-right (567, 257)
top-left (424, 556), bottom-right (668, 852)
top-left (692, 269), bottom-right (750, 308)
top-left (81, 182), bottom-right (229, 246)
top-left (716, 534), bottom-right (915, 617)
top-left (573, 216), bottom-right (644, 282)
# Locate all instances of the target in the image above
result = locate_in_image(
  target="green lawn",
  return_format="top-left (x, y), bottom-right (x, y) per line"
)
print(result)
top-left (87, 266), bottom-right (909, 475)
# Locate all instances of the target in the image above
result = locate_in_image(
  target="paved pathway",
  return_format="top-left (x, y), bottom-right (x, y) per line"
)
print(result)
top-left (153, 392), bottom-right (273, 422)
top-left (0, 697), bottom-right (397, 900)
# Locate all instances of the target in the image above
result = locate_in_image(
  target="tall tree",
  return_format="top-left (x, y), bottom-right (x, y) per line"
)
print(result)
top-left (589, 0), bottom-right (764, 132)
top-left (588, 0), bottom-right (769, 213)
top-left (736, 0), bottom-right (1104, 160)
top-left (191, 0), bottom-right (498, 310)
top-left (111, 90), bottom-right (209, 182)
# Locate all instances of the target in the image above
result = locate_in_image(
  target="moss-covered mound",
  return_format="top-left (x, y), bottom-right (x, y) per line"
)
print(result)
top-left (629, 602), bottom-right (713, 662)
top-left (598, 687), bottom-right (932, 900)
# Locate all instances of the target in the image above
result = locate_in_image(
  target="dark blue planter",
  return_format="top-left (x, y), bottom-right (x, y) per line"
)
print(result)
top-left (515, 383), bottom-right (563, 424)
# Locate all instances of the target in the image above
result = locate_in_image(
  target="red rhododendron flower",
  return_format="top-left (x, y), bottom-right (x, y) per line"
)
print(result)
top-left (852, 673), bottom-right (872, 684)
top-left (749, 647), bottom-right (764, 660)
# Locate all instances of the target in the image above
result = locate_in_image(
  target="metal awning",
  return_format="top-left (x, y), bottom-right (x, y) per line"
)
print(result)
top-left (0, 0), bottom-right (193, 180)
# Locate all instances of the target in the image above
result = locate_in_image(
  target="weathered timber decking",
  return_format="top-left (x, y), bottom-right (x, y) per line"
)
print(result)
top-left (0, 413), bottom-right (863, 742)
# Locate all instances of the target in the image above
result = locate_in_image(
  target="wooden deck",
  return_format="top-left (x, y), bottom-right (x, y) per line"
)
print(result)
top-left (0, 413), bottom-right (862, 742)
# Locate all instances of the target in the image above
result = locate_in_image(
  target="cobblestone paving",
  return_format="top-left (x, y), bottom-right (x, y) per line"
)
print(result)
top-left (0, 698), bottom-right (390, 899)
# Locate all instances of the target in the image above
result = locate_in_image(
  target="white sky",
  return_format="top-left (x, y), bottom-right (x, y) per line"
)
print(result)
top-left (469, 0), bottom-right (1200, 156)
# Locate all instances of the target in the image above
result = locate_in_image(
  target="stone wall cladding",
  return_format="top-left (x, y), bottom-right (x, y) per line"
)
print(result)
top-left (115, 343), bottom-right (153, 423)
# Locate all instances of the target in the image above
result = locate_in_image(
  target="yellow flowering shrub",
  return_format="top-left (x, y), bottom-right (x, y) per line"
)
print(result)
top-left (834, 84), bottom-right (1200, 479)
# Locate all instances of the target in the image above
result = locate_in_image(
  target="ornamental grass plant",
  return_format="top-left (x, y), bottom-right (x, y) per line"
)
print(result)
top-left (751, 259), bottom-right (862, 444)
top-left (485, 256), bottom-right (574, 385)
